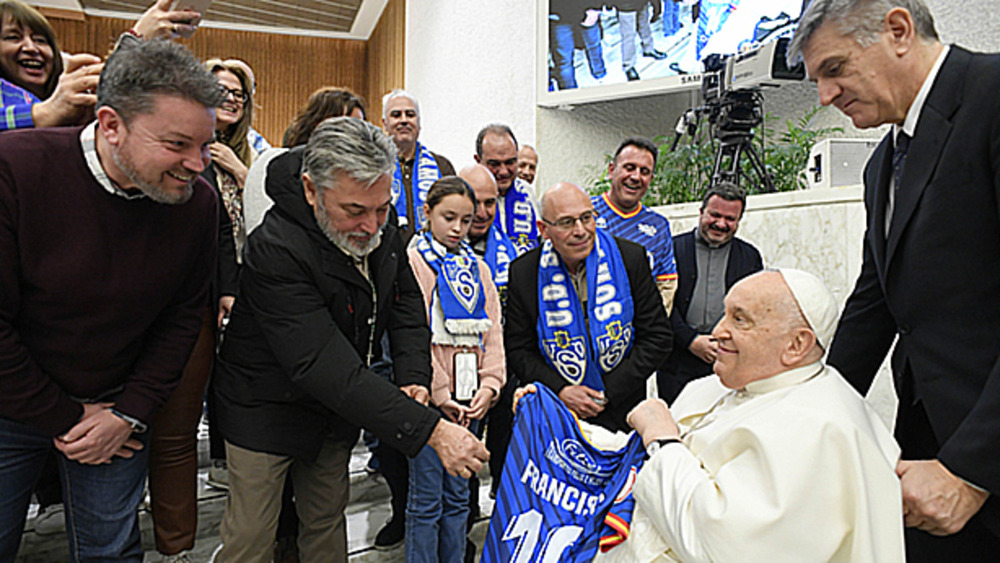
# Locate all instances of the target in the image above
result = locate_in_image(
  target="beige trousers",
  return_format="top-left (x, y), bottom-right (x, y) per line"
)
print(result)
top-left (216, 438), bottom-right (351, 563)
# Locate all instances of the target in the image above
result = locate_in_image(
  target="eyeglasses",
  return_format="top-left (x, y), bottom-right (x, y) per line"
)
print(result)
top-left (219, 86), bottom-right (247, 103)
top-left (542, 210), bottom-right (598, 231)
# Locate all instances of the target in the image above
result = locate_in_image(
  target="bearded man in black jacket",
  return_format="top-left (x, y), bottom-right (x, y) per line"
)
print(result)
top-left (212, 117), bottom-right (488, 563)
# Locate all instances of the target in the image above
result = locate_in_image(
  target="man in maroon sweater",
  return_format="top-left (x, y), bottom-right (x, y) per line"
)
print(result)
top-left (0, 39), bottom-right (222, 561)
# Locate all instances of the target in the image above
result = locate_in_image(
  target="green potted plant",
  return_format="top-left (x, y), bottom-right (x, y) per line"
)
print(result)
top-left (584, 106), bottom-right (843, 206)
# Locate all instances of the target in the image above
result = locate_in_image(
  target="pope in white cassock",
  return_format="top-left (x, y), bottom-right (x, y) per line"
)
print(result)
top-left (595, 269), bottom-right (904, 562)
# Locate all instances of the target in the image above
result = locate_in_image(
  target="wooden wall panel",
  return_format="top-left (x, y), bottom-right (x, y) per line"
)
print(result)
top-left (364, 0), bottom-right (405, 125)
top-left (48, 15), bottom-right (368, 145)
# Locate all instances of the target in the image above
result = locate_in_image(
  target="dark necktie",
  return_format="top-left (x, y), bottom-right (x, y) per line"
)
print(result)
top-left (885, 132), bottom-right (911, 236)
top-left (893, 132), bottom-right (911, 191)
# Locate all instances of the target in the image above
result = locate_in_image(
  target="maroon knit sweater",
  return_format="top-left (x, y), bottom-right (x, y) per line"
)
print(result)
top-left (0, 125), bottom-right (217, 436)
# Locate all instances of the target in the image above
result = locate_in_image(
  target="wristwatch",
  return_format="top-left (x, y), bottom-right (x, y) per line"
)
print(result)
top-left (646, 437), bottom-right (682, 457)
top-left (110, 408), bottom-right (148, 434)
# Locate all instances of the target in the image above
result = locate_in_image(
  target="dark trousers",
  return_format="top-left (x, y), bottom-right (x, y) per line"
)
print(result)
top-left (485, 375), bottom-right (519, 491)
top-left (895, 391), bottom-right (1000, 561)
top-left (148, 309), bottom-right (215, 555)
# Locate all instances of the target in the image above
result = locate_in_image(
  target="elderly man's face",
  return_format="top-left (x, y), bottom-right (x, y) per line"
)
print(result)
top-left (383, 96), bottom-right (420, 148)
top-left (101, 94), bottom-right (215, 205)
top-left (478, 133), bottom-right (519, 193)
top-left (538, 186), bottom-right (597, 274)
top-left (711, 272), bottom-right (792, 389)
top-left (801, 19), bottom-right (910, 129)
top-left (303, 172), bottom-right (392, 258)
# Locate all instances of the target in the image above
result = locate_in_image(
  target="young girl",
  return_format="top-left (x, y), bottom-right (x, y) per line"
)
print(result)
top-left (406, 176), bottom-right (506, 563)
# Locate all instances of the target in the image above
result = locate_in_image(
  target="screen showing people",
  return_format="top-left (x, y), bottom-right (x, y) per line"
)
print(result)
top-left (547, 0), bottom-right (804, 91)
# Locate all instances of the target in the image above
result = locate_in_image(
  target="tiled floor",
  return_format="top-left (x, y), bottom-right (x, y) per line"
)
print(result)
top-left (16, 445), bottom-right (495, 562)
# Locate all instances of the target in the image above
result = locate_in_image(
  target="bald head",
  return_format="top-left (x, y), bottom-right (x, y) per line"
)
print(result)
top-left (539, 182), bottom-right (588, 219)
top-left (461, 164), bottom-right (499, 243)
top-left (460, 164), bottom-right (497, 194)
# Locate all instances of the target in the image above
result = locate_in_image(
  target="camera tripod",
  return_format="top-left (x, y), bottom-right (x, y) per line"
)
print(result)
top-left (711, 128), bottom-right (776, 192)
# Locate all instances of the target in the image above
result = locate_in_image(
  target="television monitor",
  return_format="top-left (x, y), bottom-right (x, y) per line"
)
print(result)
top-left (537, 0), bottom-right (806, 108)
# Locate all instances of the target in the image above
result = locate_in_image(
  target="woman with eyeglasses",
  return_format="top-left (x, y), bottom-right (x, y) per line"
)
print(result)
top-left (204, 58), bottom-right (255, 323)
top-left (142, 57), bottom-right (257, 563)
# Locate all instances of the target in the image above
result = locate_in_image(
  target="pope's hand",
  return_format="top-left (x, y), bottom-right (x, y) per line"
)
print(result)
top-left (627, 398), bottom-right (680, 447)
top-left (897, 458), bottom-right (989, 535)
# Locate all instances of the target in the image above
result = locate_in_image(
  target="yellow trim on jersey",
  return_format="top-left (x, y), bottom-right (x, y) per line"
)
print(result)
top-left (602, 192), bottom-right (643, 219)
top-left (599, 512), bottom-right (631, 551)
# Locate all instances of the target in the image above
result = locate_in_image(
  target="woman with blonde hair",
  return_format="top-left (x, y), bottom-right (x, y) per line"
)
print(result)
top-left (145, 55), bottom-right (257, 563)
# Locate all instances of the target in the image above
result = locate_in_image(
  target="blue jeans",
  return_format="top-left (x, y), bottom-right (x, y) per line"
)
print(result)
top-left (0, 415), bottom-right (149, 562)
top-left (405, 425), bottom-right (472, 563)
top-left (662, 0), bottom-right (681, 36)
top-left (578, 23), bottom-right (606, 79)
top-left (549, 19), bottom-right (578, 90)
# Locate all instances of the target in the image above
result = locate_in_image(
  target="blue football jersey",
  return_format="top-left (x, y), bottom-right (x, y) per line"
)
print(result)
top-left (592, 193), bottom-right (678, 283)
top-left (483, 383), bottom-right (646, 562)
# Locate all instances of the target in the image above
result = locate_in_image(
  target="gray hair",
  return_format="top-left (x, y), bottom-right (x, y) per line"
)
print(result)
top-left (787, 0), bottom-right (938, 66)
top-left (381, 88), bottom-right (421, 121)
top-left (97, 39), bottom-right (223, 124)
top-left (475, 123), bottom-right (519, 157)
top-left (302, 117), bottom-right (398, 193)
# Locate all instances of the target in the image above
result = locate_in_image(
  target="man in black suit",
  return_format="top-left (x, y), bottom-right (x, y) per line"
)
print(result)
top-left (791, 0), bottom-right (1000, 558)
top-left (658, 182), bottom-right (762, 403)
top-left (505, 182), bottom-right (672, 432)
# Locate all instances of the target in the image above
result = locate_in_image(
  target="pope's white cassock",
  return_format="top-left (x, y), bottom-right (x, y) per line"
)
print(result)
top-left (595, 361), bottom-right (904, 563)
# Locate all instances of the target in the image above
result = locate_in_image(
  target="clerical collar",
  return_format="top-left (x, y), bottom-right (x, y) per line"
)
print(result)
top-left (743, 361), bottom-right (825, 395)
top-left (79, 121), bottom-right (147, 201)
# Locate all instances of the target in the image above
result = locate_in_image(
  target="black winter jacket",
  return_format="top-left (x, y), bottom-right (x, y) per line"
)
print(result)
top-left (213, 146), bottom-right (439, 460)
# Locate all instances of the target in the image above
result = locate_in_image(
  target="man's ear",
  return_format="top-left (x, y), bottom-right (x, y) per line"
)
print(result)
top-left (536, 220), bottom-right (548, 241)
top-left (473, 154), bottom-right (482, 164)
top-left (781, 327), bottom-right (818, 366)
top-left (302, 173), bottom-right (318, 208)
top-left (884, 6), bottom-right (916, 56)
top-left (96, 106), bottom-right (126, 146)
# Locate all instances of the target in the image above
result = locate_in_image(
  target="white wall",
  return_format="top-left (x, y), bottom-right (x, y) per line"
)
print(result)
top-left (656, 186), bottom-right (897, 426)
top-left (406, 0), bottom-right (1000, 190)
top-left (405, 0), bottom-right (537, 171)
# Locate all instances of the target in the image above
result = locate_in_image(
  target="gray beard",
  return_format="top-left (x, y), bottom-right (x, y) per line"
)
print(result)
top-left (314, 202), bottom-right (385, 260)
top-left (112, 144), bottom-right (193, 205)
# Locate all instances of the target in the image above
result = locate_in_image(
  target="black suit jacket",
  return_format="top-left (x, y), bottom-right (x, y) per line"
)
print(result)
top-left (658, 229), bottom-right (762, 402)
top-left (828, 47), bottom-right (1000, 533)
top-left (504, 236), bottom-right (672, 432)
